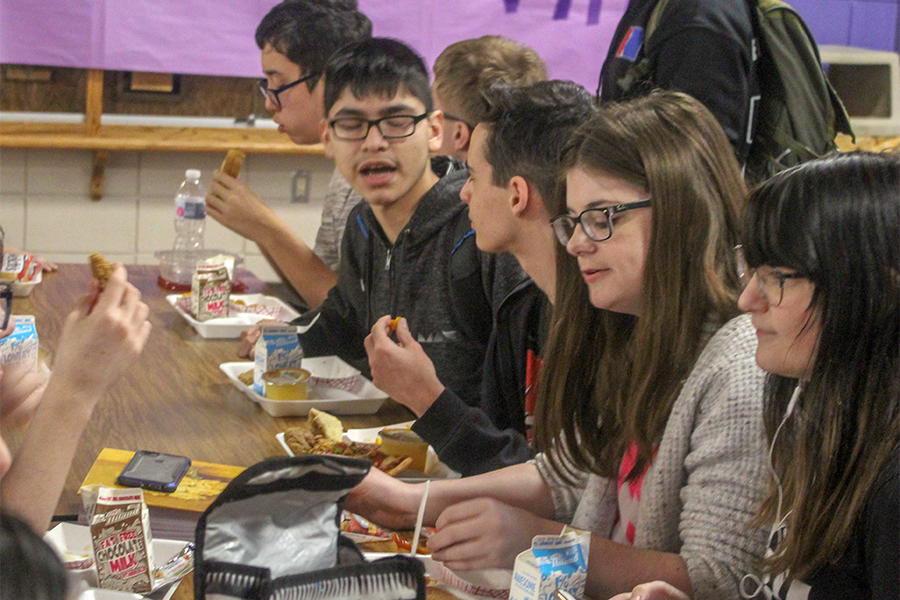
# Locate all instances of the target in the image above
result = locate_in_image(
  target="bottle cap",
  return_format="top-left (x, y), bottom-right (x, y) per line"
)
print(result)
top-left (185, 169), bottom-right (201, 179)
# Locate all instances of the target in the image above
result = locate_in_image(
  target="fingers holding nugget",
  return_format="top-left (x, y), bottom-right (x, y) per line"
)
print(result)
top-left (89, 253), bottom-right (113, 290)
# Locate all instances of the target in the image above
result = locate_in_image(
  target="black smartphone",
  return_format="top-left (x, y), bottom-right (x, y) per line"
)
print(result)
top-left (117, 450), bottom-right (191, 493)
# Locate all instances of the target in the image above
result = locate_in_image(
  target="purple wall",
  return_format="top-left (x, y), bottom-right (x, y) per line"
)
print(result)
top-left (790, 0), bottom-right (899, 53)
top-left (0, 0), bottom-right (897, 90)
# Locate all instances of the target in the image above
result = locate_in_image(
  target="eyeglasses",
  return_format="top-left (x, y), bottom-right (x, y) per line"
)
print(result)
top-left (0, 282), bottom-right (11, 331)
top-left (329, 113), bottom-right (430, 141)
top-left (734, 245), bottom-right (806, 307)
top-left (257, 72), bottom-right (320, 110)
top-left (550, 199), bottom-right (651, 245)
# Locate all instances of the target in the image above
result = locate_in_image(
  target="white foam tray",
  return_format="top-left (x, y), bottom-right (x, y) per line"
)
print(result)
top-left (166, 293), bottom-right (300, 339)
top-left (44, 522), bottom-right (185, 600)
top-left (220, 357), bottom-right (388, 416)
top-left (9, 268), bottom-right (41, 296)
top-left (276, 421), bottom-right (459, 479)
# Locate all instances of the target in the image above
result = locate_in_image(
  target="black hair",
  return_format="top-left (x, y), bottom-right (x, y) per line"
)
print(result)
top-left (255, 0), bottom-right (372, 91)
top-left (480, 80), bottom-right (595, 207)
top-left (323, 38), bottom-right (433, 116)
top-left (743, 151), bottom-right (900, 578)
top-left (0, 512), bottom-right (68, 600)
top-left (742, 151), bottom-right (899, 384)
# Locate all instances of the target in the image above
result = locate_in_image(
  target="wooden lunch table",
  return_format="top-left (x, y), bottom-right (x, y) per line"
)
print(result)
top-left (5, 263), bottom-right (471, 599)
top-left (4, 263), bottom-right (415, 518)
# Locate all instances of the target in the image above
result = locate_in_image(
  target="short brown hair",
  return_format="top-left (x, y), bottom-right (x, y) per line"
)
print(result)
top-left (432, 36), bottom-right (547, 126)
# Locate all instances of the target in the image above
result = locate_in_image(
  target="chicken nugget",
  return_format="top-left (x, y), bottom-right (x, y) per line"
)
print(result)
top-left (220, 149), bottom-right (246, 178)
top-left (89, 253), bottom-right (113, 289)
top-left (388, 316), bottom-right (402, 333)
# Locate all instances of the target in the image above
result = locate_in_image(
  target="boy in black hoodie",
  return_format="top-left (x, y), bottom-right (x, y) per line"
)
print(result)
top-left (273, 38), bottom-right (525, 414)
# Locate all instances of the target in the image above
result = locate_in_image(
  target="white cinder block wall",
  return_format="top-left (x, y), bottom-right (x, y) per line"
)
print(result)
top-left (0, 147), bottom-right (335, 283)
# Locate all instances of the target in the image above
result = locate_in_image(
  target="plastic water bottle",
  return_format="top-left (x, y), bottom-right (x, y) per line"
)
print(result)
top-left (170, 169), bottom-right (206, 282)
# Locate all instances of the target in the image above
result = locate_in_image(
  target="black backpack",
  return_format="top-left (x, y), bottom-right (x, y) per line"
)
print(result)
top-left (631, 0), bottom-right (854, 182)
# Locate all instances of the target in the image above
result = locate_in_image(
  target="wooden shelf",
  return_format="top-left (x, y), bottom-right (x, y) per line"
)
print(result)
top-left (0, 121), bottom-right (323, 154)
top-left (0, 69), bottom-right (323, 199)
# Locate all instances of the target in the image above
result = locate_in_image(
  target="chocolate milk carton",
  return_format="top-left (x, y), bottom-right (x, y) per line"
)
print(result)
top-left (90, 486), bottom-right (155, 593)
top-left (191, 261), bottom-right (231, 322)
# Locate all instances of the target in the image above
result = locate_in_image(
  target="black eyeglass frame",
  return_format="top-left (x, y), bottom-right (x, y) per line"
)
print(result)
top-left (328, 113), bottom-right (430, 141)
top-left (734, 245), bottom-right (807, 307)
top-left (550, 199), bottom-right (651, 245)
top-left (257, 71), bottom-right (320, 110)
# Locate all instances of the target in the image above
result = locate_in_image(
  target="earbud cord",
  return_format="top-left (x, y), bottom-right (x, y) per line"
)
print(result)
top-left (740, 384), bottom-right (802, 599)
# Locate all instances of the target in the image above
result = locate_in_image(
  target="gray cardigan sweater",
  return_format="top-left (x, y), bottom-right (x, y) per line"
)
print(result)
top-left (536, 314), bottom-right (768, 599)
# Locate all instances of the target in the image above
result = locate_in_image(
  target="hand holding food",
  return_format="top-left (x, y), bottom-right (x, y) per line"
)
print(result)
top-left (50, 263), bottom-right (151, 401)
top-left (89, 253), bottom-right (113, 290)
top-left (364, 315), bottom-right (445, 417)
top-left (205, 164), bottom-right (280, 242)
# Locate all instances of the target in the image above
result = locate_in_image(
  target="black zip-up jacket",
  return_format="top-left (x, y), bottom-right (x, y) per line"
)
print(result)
top-left (413, 278), bottom-right (550, 476)
top-left (296, 157), bottom-right (528, 411)
top-left (599, 0), bottom-right (755, 163)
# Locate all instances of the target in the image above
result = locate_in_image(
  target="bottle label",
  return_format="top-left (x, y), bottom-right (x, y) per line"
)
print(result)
top-left (176, 197), bottom-right (206, 220)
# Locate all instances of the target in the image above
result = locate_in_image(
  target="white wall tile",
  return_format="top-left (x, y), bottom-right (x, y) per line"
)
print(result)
top-left (3, 147), bottom-right (332, 283)
top-left (243, 153), bottom-right (305, 202)
top-left (136, 195), bottom-right (175, 253)
top-left (26, 149), bottom-right (93, 196)
top-left (27, 194), bottom-right (138, 254)
top-left (1, 195), bottom-right (26, 247)
top-left (103, 151), bottom-right (140, 197)
top-left (0, 149), bottom-right (26, 194)
top-left (205, 218), bottom-right (249, 256)
top-left (138, 152), bottom-right (222, 196)
top-left (242, 253), bottom-right (278, 282)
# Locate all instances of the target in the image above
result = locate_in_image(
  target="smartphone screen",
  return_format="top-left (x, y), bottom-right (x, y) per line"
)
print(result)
top-left (117, 451), bottom-right (191, 493)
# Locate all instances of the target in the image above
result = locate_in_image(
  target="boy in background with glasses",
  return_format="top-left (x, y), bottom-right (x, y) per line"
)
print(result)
top-left (246, 39), bottom-right (528, 465)
top-left (206, 0), bottom-right (372, 309)
top-left (365, 81), bottom-right (595, 475)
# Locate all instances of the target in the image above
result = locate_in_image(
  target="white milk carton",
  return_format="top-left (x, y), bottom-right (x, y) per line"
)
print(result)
top-left (254, 324), bottom-right (303, 396)
top-left (509, 528), bottom-right (590, 600)
top-left (0, 315), bottom-right (39, 371)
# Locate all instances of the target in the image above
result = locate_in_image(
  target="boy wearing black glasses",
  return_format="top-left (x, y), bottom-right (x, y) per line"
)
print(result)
top-left (283, 38), bottom-right (526, 456)
top-left (206, 1), bottom-right (371, 309)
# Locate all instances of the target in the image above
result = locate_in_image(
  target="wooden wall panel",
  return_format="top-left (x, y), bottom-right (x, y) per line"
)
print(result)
top-left (1, 65), bottom-right (264, 120)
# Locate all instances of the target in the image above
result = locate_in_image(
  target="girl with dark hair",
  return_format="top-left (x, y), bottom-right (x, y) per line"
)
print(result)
top-left (347, 91), bottom-right (769, 599)
top-left (612, 152), bottom-right (899, 600)
top-left (734, 151), bottom-right (899, 599)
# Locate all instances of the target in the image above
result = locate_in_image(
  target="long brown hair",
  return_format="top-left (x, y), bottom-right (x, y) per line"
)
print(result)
top-left (535, 91), bottom-right (747, 482)
top-left (742, 152), bottom-right (900, 581)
